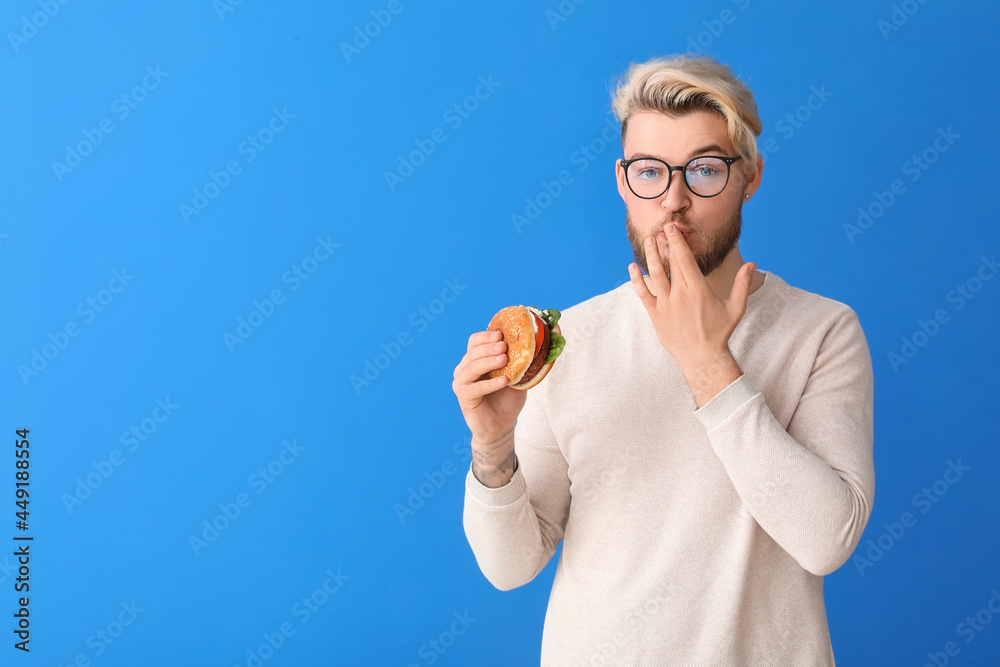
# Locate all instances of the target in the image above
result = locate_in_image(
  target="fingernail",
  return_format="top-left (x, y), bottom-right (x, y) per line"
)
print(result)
top-left (667, 224), bottom-right (676, 235)
top-left (645, 236), bottom-right (654, 246)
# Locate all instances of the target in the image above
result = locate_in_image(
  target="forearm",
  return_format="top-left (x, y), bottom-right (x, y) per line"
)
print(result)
top-left (463, 463), bottom-right (550, 591)
top-left (470, 432), bottom-right (516, 489)
top-left (463, 391), bottom-right (570, 591)
top-left (696, 375), bottom-right (874, 576)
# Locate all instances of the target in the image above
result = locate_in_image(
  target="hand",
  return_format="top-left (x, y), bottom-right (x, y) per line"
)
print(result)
top-left (452, 330), bottom-right (527, 486)
top-left (627, 223), bottom-right (753, 404)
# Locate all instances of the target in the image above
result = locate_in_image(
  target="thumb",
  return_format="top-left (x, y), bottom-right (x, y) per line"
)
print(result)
top-left (729, 262), bottom-right (756, 310)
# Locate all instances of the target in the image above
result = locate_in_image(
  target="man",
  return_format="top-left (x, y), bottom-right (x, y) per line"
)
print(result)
top-left (452, 53), bottom-right (874, 665)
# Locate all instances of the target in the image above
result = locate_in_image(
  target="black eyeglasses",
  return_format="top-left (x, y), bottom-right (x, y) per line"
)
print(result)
top-left (619, 155), bottom-right (742, 199)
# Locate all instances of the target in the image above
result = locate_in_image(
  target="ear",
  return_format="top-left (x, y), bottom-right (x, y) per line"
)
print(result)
top-left (615, 158), bottom-right (629, 203)
top-left (743, 155), bottom-right (764, 197)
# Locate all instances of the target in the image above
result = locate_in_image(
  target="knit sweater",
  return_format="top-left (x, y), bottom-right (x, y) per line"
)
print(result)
top-left (462, 270), bottom-right (875, 666)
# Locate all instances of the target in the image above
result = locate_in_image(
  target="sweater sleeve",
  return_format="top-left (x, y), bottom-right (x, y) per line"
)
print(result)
top-left (693, 309), bottom-right (875, 576)
top-left (462, 386), bottom-right (571, 591)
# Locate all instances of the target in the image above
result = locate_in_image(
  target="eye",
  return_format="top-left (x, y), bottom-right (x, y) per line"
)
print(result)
top-left (687, 162), bottom-right (718, 177)
top-left (630, 159), bottom-right (665, 180)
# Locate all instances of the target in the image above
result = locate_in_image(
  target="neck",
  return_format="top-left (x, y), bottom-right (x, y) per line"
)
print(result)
top-left (706, 245), bottom-right (764, 300)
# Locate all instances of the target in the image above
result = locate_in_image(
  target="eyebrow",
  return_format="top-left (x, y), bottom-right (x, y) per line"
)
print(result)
top-left (625, 144), bottom-right (729, 162)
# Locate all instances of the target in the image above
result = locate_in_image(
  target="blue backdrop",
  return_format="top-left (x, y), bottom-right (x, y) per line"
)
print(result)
top-left (4, 1), bottom-right (999, 665)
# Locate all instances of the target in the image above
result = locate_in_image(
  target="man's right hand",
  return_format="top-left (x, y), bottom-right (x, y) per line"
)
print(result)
top-left (452, 330), bottom-right (527, 488)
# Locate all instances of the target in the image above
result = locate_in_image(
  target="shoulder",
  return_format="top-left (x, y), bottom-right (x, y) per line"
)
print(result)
top-left (755, 273), bottom-right (869, 357)
top-left (757, 272), bottom-right (862, 327)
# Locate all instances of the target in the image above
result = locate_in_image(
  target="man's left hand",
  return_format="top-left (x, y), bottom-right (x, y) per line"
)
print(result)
top-left (627, 223), bottom-right (755, 406)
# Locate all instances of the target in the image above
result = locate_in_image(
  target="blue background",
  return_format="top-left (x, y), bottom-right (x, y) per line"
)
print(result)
top-left (3, 0), bottom-right (999, 665)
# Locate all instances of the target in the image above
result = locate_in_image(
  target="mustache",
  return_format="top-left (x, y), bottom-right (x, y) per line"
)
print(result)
top-left (656, 215), bottom-right (694, 232)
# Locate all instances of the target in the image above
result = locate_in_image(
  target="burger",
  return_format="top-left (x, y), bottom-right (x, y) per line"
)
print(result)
top-left (485, 305), bottom-right (565, 390)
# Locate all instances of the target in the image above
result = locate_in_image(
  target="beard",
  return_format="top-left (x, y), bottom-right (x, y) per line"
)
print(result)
top-left (626, 203), bottom-right (743, 282)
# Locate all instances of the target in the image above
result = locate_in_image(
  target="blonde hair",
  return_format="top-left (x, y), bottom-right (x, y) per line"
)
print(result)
top-left (610, 54), bottom-right (762, 177)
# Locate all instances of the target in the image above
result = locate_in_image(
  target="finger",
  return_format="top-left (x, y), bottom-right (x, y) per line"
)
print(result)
top-left (627, 262), bottom-right (655, 309)
top-left (468, 338), bottom-right (507, 360)
top-left (467, 330), bottom-right (502, 353)
top-left (726, 262), bottom-right (756, 317)
top-left (455, 350), bottom-right (509, 385)
top-left (662, 224), bottom-right (697, 288)
top-left (643, 232), bottom-right (670, 298)
top-left (456, 338), bottom-right (506, 380)
top-left (454, 373), bottom-right (509, 402)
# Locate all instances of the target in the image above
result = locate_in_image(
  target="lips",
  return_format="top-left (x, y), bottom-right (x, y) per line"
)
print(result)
top-left (658, 223), bottom-right (693, 240)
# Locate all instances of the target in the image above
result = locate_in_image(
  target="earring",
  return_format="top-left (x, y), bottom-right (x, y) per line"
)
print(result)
top-left (745, 194), bottom-right (750, 199)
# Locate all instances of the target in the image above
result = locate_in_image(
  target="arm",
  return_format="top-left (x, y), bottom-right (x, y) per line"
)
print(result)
top-left (693, 310), bottom-right (875, 576)
top-left (470, 433), bottom-right (517, 489)
top-left (463, 388), bottom-right (571, 591)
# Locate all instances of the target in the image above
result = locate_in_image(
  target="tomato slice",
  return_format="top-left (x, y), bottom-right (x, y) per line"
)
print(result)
top-left (530, 310), bottom-right (545, 359)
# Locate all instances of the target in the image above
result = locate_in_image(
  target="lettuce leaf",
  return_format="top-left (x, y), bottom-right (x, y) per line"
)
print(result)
top-left (532, 306), bottom-right (561, 330)
top-left (545, 331), bottom-right (565, 364)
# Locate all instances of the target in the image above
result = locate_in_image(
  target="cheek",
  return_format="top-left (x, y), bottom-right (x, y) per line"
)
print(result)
top-left (693, 199), bottom-right (733, 225)
top-left (629, 199), bottom-right (662, 223)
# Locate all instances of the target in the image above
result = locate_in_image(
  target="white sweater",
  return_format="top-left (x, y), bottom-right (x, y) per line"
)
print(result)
top-left (463, 270), bottom-right (875, 665)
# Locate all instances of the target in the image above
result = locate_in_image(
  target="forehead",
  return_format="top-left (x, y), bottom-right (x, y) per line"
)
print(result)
top-left (623, 109), bottom-right (733, 160)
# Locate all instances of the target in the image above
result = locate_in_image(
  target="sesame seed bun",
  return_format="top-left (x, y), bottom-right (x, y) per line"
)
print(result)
top-left (485, 305), bottom-right (561, 390)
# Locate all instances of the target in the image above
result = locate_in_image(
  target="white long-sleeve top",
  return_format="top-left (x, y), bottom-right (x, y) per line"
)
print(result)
top-left (463, 270), bottom-right (875, 666)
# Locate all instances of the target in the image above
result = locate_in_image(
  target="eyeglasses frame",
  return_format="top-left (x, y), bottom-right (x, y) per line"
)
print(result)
top-left (618, 154), bottom-right (743, 199)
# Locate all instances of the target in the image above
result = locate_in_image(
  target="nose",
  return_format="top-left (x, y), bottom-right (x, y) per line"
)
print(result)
top-left (660, 167), bottom-right (691, 215)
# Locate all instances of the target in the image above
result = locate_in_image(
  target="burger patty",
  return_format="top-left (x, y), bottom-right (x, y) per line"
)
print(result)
top-left (515, 317), bottom-right (550, 385)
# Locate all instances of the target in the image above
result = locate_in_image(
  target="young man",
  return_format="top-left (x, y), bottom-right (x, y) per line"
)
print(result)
top-left (452, 54), bottom-right (874, 665)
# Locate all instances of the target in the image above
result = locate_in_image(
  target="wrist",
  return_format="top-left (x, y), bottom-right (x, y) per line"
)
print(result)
top-left (471, 430), bottom-right (514, 463)
top-left (682, 351), bottom-right (741, 408)
top-left (471, 449), bottom-right (517, 488)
